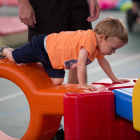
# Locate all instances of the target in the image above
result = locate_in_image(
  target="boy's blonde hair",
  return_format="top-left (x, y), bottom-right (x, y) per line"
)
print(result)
top-left (94, 17), bottom-right (128, 44)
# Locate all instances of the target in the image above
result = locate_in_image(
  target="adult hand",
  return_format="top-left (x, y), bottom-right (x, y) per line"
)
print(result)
top-left (87, 0), bottom-right (100, 22)
top-left (18, 0), bottom-right (36, 28)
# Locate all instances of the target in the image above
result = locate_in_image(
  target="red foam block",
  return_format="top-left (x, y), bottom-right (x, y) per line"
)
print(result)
top-left (64, 81), bottom-right (140, 140)
top-left (92, 78), bottom-right (137, 90)
top-left (0, 16), bottom-right (27, 36)
top-left (64, 89), bottom-right (114, 140)
top-left (0, 0), bottom-right (18, 6)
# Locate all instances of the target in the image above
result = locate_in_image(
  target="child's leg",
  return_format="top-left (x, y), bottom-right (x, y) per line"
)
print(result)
top-left (2, 47), bottom-right (15, 62)
top-left (43, 64), bottom-right (65, 85)
top-left (51, 78), bottom-right (64, 85)
top-left (11, 34), bottom-right (47, 64)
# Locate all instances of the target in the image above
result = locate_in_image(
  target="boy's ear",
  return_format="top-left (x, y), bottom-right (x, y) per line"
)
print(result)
top-left (98, 34), bottom-right (105, 42)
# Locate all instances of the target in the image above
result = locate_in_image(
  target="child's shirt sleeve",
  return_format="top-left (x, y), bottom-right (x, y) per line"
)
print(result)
top-left (79, 30), bottom-right (96, 57)
top-left (79, 37), bottom-right (95, 57)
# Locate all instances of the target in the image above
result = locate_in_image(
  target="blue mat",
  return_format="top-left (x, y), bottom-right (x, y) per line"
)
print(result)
top-left (113, 88), bottom-right (133, 122)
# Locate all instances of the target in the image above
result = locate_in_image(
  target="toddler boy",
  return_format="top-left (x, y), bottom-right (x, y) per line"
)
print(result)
top-left (0, 17), bottom-right (129, 91)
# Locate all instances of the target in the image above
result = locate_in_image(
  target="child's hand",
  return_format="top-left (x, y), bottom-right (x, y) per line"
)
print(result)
top-left (79, 84), bottom-right (98, 91)
top-left (112, 78), bottom-right (130, 84)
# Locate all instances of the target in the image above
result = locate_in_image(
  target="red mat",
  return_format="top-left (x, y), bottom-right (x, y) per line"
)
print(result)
top-left (0, 0), bottom-right (18, 6)
top-left (0, 16), bottom-right (27, 36)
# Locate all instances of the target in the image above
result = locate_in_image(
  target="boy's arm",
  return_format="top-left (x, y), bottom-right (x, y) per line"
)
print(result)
top-left (98, 57), bottom-right (130, 83)
top-left (77, 48), bottom-right (98, 91)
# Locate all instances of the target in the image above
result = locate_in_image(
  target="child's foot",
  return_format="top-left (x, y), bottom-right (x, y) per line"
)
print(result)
top-left (0, 46), bottom-right (7, 59)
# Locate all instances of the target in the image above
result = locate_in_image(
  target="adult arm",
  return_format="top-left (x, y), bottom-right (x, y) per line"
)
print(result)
top-left (18, 0), bottom-right (36, 28)
top-left (98, 57), bottom-right (130, 83)
top-left (87, 0), bottom-right (100, 22)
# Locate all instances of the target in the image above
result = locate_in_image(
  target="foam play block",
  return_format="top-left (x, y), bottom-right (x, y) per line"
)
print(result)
top-left (0, 0), bottom-right (18, 6)
top-left (64, 78), bottom-right (140, 140)
top-left (133, 78), bottom-right (140, 132)
top-left (64, 89), bottom-right (115, 140)
top-left (113, 116), bottom-right (140, 140)
top-left (113, 88), bottom-right (133, 122)
top-left (0, 16), bottom-right (28, 47)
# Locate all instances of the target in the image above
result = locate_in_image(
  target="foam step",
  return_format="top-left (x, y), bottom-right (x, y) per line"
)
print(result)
top-left (0, 16), bottom-right (28, 47)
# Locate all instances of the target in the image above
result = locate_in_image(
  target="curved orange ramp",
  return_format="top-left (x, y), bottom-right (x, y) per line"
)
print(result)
top-left (0, 59), bottom-right (86, 140)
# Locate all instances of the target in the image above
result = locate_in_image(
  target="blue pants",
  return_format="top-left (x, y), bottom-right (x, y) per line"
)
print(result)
top-left (12, 34), bottom-right (65, 78)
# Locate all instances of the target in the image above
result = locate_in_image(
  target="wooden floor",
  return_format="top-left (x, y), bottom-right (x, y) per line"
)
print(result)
top-left (0, 7), bottom-right (140, 139)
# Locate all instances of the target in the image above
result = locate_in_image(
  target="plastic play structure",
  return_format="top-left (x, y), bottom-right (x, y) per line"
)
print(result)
top-left (0, 58), bottom-right (89, 140)
top-left (0, 58), bottom-right (140, 140)
top-left (64, 79), bottom-right (140, 140)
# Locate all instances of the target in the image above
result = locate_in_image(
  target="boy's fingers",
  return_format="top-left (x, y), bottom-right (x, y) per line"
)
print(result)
top-left (119, 81), bottom-right (123, 84)
top-left (89, 85), bottom-right (97, 91)
top-left (79, 84), bottom-right (99, 91)
top-left (122, 79), bottom-right (130, 83)
top-left (113, 79), bottom-right (130, 84)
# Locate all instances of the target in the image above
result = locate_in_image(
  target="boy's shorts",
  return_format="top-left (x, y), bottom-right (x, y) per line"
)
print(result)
top-left (12, 34), bottom-right (65, 78)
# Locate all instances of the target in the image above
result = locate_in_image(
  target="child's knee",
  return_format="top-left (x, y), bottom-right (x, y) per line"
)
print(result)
top-left (51, 78), bottom-right (64, 85)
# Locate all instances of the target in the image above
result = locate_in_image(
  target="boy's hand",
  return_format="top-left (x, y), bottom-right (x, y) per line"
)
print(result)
top-left (79, 84), bottom-right (98, 91)
top-left (112, 78), bottom-right (130, 84)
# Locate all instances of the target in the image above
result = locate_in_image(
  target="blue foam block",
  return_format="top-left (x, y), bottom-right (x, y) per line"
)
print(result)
top-left (113, 88), bottom-right (133, 122)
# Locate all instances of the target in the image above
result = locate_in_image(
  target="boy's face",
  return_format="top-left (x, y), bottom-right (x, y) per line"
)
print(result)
top-left (97, 36), bottom-right (125, 55)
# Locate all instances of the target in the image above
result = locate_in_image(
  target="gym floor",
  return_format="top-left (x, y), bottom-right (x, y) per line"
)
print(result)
top-left (0, 7), bottom-right (140, 139)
